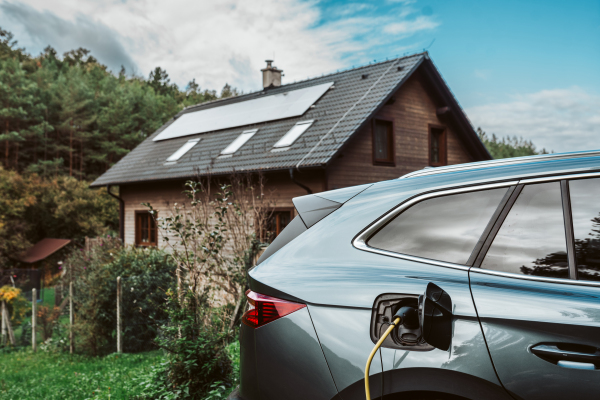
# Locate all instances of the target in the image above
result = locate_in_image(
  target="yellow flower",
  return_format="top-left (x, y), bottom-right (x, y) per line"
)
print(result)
top-left (0, 286), bottom-right (21, 303)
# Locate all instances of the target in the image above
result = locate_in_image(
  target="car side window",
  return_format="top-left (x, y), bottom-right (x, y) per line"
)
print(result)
top-left (569, 177), bottom-right (600, 281)
top-left (481, 182), bottom-right (568, 278)
top-left (368, 187), bottom-right (507, 265)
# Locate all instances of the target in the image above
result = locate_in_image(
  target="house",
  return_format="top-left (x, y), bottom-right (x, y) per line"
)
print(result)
top-left (91, 52), bottom-right (491, 247)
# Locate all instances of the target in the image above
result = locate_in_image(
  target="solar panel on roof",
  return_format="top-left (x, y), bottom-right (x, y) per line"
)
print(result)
top-left (153, 82), bottom-right (334, 141)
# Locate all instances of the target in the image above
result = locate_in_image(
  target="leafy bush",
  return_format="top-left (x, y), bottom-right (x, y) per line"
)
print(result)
top-left (135, 291), bottom-right (233, 400)
top-left (66, 238), bottom-right (176, 355)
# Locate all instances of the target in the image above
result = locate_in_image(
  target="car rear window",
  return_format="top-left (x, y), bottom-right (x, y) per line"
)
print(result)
top-left (368, 187), bottom-right (507, 265)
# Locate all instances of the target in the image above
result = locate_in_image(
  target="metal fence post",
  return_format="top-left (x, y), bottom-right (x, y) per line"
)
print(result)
top-left (117, 276), bottom-right (122, 353)
top-left (32, 288), bottom-right (36, 352)
top-left (1, 300), bottom-right (6, 346)
top-left (69, 282), bottom-right (73, 354)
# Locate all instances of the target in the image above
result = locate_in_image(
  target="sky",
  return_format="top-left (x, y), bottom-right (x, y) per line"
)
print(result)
top-left (0, 0), bottom-right (598, 152)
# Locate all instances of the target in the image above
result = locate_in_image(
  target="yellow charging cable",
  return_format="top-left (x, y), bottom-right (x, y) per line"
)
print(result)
top-left (365, 317), bottom-right (401, 400)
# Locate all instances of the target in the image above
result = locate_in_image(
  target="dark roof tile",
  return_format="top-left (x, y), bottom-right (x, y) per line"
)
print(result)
top-left (91, 53), bottom-right (458, 186)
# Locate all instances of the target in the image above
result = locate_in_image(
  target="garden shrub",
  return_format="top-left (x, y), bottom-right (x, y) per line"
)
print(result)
top-left (135, 291), bottom-right (233, 400)
top-left (67, 237), bottom-right (176, 355)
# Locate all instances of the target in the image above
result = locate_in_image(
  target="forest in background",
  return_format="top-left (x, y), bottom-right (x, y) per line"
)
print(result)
top-left (0, 28), bottom-right (238, 181)
top-left (0, 28), bottom-right (238, 267)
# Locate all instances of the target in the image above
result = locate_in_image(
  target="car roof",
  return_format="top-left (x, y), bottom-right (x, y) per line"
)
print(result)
top-left (400, 150), bottom-right (600, 181)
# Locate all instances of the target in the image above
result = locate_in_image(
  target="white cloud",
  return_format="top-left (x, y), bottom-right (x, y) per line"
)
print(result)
top-left (466, 87), bottom-right (600, 153)
top-left (0, 0), bottom-right (438, 92)
top-left (384, 15), bottom-right (439, 35)
top-left (0, 2), bottom-right (137, 73)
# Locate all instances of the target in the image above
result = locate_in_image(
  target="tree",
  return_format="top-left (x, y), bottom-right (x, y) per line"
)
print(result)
top-left (0, 29), bottom-right (240, 180)
top-left (477, 127), bottom-right (548, 159)
top-left (148, 66), bottom-right (177, 97)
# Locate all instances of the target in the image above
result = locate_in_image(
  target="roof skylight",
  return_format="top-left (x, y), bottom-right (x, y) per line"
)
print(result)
top-left (220, 129), bottom-right (258, 155)
top-left (153, 82), bottom-right (333, 141)
top-left (165, 138), bottom-right (200, 163)
top-left (273, 120), bottom-right (314, 149)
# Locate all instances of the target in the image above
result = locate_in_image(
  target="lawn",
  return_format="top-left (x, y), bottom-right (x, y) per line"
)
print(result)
top-left (0, 349), bottom-right (162, 400)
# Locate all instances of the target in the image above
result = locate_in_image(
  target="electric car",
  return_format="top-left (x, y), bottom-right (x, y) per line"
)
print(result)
top-left (229, 150), bottom-right (600, 400)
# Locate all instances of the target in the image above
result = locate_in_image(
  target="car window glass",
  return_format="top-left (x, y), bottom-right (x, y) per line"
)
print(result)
top-left (368, 187), bottom-right (507, 265)
top-left (481, 182), bottom-right (568, 278)
top-left (569, 177), bottom-right (600, 281)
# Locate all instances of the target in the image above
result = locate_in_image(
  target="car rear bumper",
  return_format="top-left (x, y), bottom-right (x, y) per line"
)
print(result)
top-left (238, 307), bottom-right (338, 400)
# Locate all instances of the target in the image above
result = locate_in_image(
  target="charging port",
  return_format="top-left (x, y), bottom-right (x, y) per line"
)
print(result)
top-left (370, 294), bottom-right (433, 351)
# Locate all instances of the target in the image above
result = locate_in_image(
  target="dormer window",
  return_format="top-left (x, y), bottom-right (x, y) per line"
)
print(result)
top-left (272, 120), bottom-right (314, 151)
top-left (165, 138), bottom-right (200, 164)
top-left (220, 129), bottom-right (258, 156)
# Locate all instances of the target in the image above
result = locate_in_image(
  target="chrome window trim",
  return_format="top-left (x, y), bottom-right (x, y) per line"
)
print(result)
top-left (352, 180), bottom-right (518, 271)
top-left (519, 171), bottom-right (600, 184)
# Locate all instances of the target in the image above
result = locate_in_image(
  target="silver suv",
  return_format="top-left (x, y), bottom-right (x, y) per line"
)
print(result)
top-left (229, 150), bottom-right (600, 400)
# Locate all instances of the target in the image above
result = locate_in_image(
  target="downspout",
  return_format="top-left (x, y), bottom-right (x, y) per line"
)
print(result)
top-left (289, 168), bottom-right (312, 194)
top-left (107, 185), bottom-right (125, 242)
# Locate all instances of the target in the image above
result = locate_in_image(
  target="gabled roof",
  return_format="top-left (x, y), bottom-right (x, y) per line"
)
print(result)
top-left (16, 238), bottom-right (71, 264)
top-left (91, 53), bottom-right (490, 187)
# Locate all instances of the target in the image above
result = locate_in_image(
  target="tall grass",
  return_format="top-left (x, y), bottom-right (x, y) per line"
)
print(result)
top-left (0, 349), bottom-right (162, 399)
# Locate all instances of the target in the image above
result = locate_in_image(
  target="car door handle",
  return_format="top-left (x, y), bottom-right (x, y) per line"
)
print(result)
top-left (531, 344), bottom-right (600, 366)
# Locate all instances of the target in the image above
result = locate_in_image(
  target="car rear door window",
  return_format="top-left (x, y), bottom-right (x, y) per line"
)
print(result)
top-left (368, 187), bottom-right (507, 265)
top-left (481, 182), bottom-right (568, 278)
top-left (569, 177), bottom-right (600, 281)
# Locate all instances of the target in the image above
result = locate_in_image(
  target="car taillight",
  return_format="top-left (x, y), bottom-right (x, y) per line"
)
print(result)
top-left (242, 290), bottom-right (306, 329)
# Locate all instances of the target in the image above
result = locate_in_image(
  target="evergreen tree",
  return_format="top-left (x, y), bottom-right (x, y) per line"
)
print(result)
top-left (0, 28), bottom-right (239, 180)
top-left (477, 127), bottom-right (548, 159)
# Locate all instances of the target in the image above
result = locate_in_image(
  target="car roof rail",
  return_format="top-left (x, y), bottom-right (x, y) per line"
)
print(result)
top-left (399, 149), bottom-right (600, 180)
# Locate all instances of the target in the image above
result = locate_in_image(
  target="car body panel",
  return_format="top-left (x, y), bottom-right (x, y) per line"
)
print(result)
top-left (252, 307), bottom-right (338, 400)
top-left (309, 302), bottom-right (502, 399)
top-left (470, 269), bottom-right (600, 400)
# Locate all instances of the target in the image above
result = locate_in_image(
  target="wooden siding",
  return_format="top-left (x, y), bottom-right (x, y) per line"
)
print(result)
top-left (326, 72), bottom-right (473, 189)
top-left (120, 170), bottom-right (325, 247)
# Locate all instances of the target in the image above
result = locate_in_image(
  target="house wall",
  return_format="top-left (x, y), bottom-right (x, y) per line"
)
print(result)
top-left (120, 170), bottom-right (325, 247)
top-left (326, 71), bottom-right (474, 189)
top-left (119, 71), bottom-right (480, 244)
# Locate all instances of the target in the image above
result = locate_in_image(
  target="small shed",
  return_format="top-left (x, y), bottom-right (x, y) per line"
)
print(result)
top-left (16, 238), bottom-right (71, 265)
top-left (14, 238), bottom-right (71, 300)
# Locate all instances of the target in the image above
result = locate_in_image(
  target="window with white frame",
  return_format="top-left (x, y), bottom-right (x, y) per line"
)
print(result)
top-left (165, 138), bottom-right (200, 164)
top-left (272, 120), bottom-right (314, 150)
top-left (220, 129), bottom-right (258, 156)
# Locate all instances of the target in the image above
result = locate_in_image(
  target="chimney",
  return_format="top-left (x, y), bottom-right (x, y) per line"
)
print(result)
top-left (261, 60), bottom-right (283, 89)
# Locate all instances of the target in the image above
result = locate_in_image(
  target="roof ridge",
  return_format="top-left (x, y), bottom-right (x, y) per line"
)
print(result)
top-left (182, 52), bottom-right (428, 112)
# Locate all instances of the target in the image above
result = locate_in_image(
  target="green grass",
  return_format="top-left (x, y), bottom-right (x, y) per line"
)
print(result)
top-left (0, 349), bottom-right (163, 400)
top-left (40, 287), bottom-right (56, 308)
